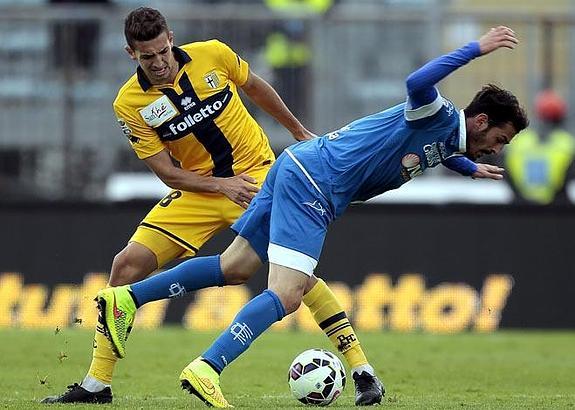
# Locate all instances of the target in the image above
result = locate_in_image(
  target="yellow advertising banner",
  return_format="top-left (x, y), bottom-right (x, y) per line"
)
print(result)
top-left (0, 272), bottom-right (512, 333)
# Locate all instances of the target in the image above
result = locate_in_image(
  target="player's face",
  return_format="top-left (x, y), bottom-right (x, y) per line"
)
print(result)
top-left (466, 115), bottom-right (516, 160)
top-left (126, 31), bottom-right (178, 85)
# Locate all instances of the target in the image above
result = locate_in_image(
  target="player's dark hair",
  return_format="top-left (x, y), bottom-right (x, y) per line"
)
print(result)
top-left (464, 84), bottom-right (529, 133)
top-left (124, 7), bottom-right (169, 49)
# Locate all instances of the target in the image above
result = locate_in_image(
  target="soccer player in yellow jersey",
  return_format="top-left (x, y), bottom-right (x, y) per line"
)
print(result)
top-left (42, 7), bottom-right (382, 406)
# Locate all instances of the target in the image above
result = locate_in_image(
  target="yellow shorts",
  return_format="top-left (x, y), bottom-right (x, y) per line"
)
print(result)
top-left (130, 165), bottom-right (270, 268)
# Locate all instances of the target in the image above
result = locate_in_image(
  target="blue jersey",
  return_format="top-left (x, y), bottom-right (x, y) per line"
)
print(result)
top-left (288, 41), bottom-right (482, 217)
top-left (290, 93), bottom-right (464, 217)
top-left (233, 41), bottom-right (483, 269)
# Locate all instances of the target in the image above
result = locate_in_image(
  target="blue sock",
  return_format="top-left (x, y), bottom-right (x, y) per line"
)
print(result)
top-left (202, 289), bottom-right (286, 373)
top-left (130, 255), bottom-right (225, 306)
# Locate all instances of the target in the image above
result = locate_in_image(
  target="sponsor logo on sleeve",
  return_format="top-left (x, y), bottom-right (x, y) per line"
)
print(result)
top-left (117, 118), bottom-right (139, 143)
top-left (401, 153), bottom-right (423, 181)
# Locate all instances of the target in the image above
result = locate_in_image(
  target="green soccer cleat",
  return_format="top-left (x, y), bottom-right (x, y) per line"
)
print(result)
top-left (95, 285), bottom-right (136, 359)
top-left (180, 358), bottom-right (232, 408)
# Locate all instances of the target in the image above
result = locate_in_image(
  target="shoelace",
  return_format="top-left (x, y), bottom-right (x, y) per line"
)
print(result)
top-left (56, 383), bottom-right (83, 397)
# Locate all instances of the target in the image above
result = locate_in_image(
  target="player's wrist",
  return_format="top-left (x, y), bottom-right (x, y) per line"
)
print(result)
top-left (289, 124), bottom-right (308, 139)
top-left (209, 177), bottom-right (224, 194)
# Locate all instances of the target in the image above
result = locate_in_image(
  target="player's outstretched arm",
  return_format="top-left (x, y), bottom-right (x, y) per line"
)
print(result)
top-left (241, 70), bottom-right (315, 141)
top-left (443, 155), bottom-right (505, 181)
top-left (442, 155), bottom-right (478, 176)
top-left (405, 26), bottom-right (518, 109)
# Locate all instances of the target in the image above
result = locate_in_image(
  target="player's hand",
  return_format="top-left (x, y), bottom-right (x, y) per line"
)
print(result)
top-left (292, 128), bottom-right (317, 141)
top-left (478, 26), bottom-right (518, 55)
top-left (217, 174), bottom-right (260, 209)
top-left (471, 163), bottom-right (505, 180)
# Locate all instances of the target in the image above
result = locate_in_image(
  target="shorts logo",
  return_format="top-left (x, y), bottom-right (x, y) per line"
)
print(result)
top-left (304, 200), bottom-right (326, 216)
top-left (139, 95), bottom-right (178, 127)
top-left (204, 71), bottom-right (220, 89)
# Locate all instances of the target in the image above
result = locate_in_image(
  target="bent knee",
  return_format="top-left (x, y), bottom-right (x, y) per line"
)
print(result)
top-left (109, 248), bottom-right (156, 286)
top-left (220, 241), bottom-right (261, 285)
top-left (280, 294), bottom-right (302, 315)
top-left (271, 289), bottom-right (303, 315)
top-left (223, 268), bottom-right (253, 285)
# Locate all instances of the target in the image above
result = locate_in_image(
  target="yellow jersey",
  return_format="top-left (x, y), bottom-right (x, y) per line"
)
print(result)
top-left (113, 40), bottom-right (275, 177)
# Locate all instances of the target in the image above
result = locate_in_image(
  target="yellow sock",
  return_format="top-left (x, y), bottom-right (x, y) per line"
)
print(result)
top-left (87, 322), bottom-right (117, 384)
top-left (303, 278), bottom-right (368, 369)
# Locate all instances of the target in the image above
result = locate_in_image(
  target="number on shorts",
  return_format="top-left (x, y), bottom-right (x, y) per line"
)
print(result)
top-left (159, 190), bottom-right (182, 207)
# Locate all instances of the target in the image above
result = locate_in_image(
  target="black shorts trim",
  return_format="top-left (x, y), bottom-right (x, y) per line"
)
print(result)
top-left (139, 222), bottom-right (199, 253)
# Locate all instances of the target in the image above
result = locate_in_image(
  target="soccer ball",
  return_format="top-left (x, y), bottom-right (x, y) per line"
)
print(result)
top-left (288, 348), bottom-right (346, 406)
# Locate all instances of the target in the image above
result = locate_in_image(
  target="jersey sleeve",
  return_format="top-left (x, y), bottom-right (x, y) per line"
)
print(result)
top-left (215, 40), bottom-right (250, 86)
top-left (113, 98), bottom-right (166, 160)
top-left (442, 155), bottom-right (478, 176)
top-left (404, 41), bottom-right (481, 122)
top-left (404, 90), bottom-right (445, 122)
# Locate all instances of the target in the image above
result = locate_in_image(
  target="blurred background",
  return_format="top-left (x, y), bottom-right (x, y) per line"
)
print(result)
top-left (1, 0), bottom-right (575, 204)
top-left (0, 0), bottom-right (574, 332)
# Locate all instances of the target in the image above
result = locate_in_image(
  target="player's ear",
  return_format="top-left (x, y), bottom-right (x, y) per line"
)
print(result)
top-left (168, 31), bottom-right (174, 47)
top-left (475, 113), bottom-right (489, 132)
top-left (125, 45), bottom-right (137, 61)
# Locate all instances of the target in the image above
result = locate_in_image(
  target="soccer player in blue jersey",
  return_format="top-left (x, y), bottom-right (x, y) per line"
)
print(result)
top-left (96, 26), bottom-right (528, 407)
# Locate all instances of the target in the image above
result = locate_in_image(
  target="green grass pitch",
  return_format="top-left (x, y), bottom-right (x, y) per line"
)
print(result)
top-left (1, 328), bottom-right (574, 409)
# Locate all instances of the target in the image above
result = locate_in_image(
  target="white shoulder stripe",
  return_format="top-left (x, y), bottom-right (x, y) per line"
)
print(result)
top-left (405, 92), bottom-right (444, 121)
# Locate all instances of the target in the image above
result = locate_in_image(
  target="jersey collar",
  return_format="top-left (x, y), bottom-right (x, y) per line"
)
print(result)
top-left (136, 46), bottom-right (192, 91)
top-left (457, 109), bottom-right (467, 153)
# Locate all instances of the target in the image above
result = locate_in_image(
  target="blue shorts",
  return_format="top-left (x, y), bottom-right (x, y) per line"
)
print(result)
top-left (231, 150), bottom-right (334, 275)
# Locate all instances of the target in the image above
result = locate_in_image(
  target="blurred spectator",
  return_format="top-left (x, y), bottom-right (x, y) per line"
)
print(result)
top-left (265, 0), bottom-right (333, 14)
top-left (49, 0), bottom-right (111, 76)
top-left (264, 20), bottom-right (312, 122)
top-left (263, 0), bottom-right (333, 124)
top-left (505, 89), bottom-right (575, 205)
